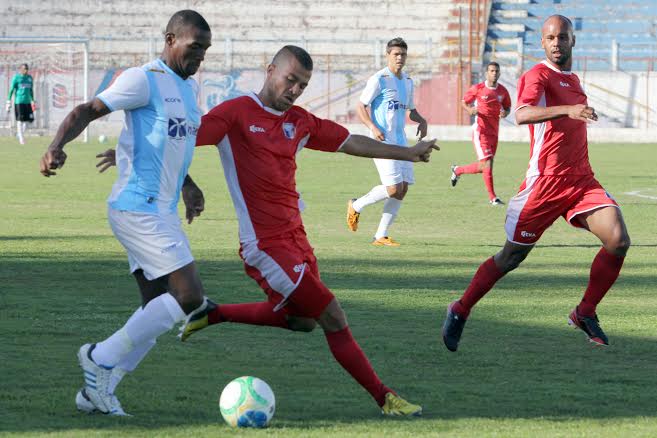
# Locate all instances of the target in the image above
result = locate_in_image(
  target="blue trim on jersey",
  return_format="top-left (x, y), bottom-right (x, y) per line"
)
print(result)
top-left (171, 72), bottom-right (198, 212)
top-left (395, 74), bottom-right (407, 145)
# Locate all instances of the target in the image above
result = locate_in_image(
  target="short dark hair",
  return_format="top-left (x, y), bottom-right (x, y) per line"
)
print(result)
top-left (386, 37), bottom-right (408, 53)
top-left (20, 63), bottom-right (28, 70)
top-left (487, 62), bottom-right (500, 69)
top-left (273, 45), bottom-right (313, 71)
top-left (165, 10), bottom-right (211, 35)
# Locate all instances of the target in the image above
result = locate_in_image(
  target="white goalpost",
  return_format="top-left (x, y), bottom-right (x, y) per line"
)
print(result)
top-left (0, 37), bottom-right (89, 142)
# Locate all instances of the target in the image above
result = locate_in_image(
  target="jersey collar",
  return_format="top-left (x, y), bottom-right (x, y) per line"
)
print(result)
top-left (248, 92), bottom-right (284, 116)
top-left (541, 60), bottom-right (572, 75)
top-left (484, 80), bottom-right (498, 89)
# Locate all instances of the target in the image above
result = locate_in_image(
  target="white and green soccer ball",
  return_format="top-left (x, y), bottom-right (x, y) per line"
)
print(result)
top-left (219, 376), bottom-right (275, 428)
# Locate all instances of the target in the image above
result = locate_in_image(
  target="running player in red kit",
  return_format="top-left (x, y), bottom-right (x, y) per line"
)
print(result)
top-left (183, 46), bottom-right (439, 416)
top-left (441, 15), bottom-right (630, 351)
top-left (452, 62), bottom-right (511, 205)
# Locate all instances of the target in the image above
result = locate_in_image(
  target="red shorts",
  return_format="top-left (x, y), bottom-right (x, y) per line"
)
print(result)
top-left (505, 174), bottom-right (619, 245)
top-left (473, 129), bottom-right (498, 160)
top-left (239, 227), bottom-right (334, 319)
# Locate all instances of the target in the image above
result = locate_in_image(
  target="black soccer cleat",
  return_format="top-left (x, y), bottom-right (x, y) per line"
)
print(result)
top-left (450, 165), bottom-right (460, 187)
top-left (568, 307), bottom-right (609, 346)
top-left (442, 301), bottom-right (467, 352)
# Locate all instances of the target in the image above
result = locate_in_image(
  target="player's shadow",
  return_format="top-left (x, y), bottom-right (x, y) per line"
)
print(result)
top-left (2, 254), bottom-right (656, 433)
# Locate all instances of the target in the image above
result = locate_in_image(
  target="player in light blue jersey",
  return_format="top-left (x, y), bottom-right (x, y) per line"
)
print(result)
top-left (347, 38), bottom-right (428, 246)
top-left (39, 10), bottom-right (212, 416)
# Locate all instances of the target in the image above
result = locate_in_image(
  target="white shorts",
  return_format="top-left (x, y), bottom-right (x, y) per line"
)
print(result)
top-left (373, 158), bottom-right (415, 186)
top-left (108, 207), bottom-right (194, 281)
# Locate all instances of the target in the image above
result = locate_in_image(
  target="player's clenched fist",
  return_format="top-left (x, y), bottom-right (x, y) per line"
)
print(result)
top-left (568, 104), bottom-right (597, 122)
top-left (39, 147), bottom-right (67, 177)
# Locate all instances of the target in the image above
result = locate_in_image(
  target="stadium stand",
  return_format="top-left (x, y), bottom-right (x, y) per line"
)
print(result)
top-left (485, 0), bottom-right (657, 72)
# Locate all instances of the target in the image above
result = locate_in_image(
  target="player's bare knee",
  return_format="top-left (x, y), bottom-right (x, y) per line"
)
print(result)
top-left (317, 300), bottom-right (348, 332)
top-left (606, 231), bottom-right (631, 256)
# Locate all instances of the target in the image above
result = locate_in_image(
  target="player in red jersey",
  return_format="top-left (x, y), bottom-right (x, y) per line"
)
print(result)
top-left (180, 46), bottom-right (438, 416)
top-left (441, 15), bottom-right (630, 350)
top-left (452, 62), bottom-right (511, 205)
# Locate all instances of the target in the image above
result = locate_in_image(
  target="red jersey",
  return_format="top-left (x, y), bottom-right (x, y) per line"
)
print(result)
top-left (463, 81), bottom-right (511, 137)
top-left (196, 93), bottom-right (350, 242)
top-left (516, 61), bottom-right (593, 177)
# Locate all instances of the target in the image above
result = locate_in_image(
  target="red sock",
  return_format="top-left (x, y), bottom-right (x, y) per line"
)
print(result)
top-left (454, 257), bottom-right (505, 318)
top-left (578, 247), bottom-right (625, 317)
top-left (208, 302), bottom-right (289, 328)
top-left (483, 167), bottom-right (496, 200)
top-left (456, 162), bottom-right (482, 176)
top-left (325, 327), bottom-right (391, 407)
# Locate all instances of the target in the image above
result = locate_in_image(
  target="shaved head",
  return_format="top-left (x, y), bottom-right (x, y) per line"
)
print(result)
top-left (272, 45), bottom-right (313, 71)
top-left (542, 15), bottom-right (573, 36)
top-left (541, 14), bottom-right (576, 70)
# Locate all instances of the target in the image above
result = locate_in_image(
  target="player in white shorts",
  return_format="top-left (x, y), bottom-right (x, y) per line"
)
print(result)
top-left (39, 10), bottom-right (212, 416)
top-left (347, 37), bottom-right (428, 246)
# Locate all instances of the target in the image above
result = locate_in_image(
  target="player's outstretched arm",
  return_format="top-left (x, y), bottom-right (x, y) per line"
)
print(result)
top-left (516, 104), bottom-right (597, 125)
top-left (339, 134), bottom-right (439, 162)
top-left (40, 98), bottom-right (111, 177)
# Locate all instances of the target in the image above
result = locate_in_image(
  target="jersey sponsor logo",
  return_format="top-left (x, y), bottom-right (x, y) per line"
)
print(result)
top-left (387, 100), bottom-right (409, 111)
top-left (249, 124), bottom-right (266, 133)
top-left (481, 95), bottom-right (490, 100)
top-left (520, 231), bottom-right (536, 238)
top-left (168, 117), bottom-right (187, 139)
top-left (164, 97), bottom-right (182, 103)
top-left (293, 263), bottom-right (306, 273)
top-left (282, 122), bottom-right (296, 139)
top-left (497, 95), bottom-right (504, 102)
top-left (559, 81), bottom-right (571, 88)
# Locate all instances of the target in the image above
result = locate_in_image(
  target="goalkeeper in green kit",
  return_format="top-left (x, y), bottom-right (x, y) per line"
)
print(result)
top-left (6, 63), bottom-right (36, 144)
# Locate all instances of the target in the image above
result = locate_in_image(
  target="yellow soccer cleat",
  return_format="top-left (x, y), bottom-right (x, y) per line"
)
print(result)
top-left (178, 298), bottom-right (216, 342)
top-left (381, 392), bottom-right (422, 417)
top-left (347, 198), bottom-right (360, 232)
top-left (371, 236), bottom-right (400, 247)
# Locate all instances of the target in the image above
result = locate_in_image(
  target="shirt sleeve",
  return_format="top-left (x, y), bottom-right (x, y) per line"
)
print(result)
top-left (304, 111), bottom-right (350, 152)
top-left (502, 88), bottom-right (512, 109)
top-left (7, 75), bottom-right (16, 100)
top-left (516, 70), bottom-right (546, 111)
top-left (196, 101), bottom-right (233, 147)
top-left (408, 79), bottom-right (416, 111)
top-left (96, 67), bottom-right (149, 112)
top-left (463, 85), bottom-right (477, 104)
top-left (359, 75), bottom-right (381, 106)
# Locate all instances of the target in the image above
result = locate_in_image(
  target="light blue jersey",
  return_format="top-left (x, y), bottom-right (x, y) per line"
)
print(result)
top-left (97, 59), bottom-right (201, 214)
top-left (360, 67), bottom-right (415, 146)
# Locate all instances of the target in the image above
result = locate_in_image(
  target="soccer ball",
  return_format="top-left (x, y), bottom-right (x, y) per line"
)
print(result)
top-left (219, 376), bottom-right (275, 428)
top-left (98, 134), bottom-right (108, 144)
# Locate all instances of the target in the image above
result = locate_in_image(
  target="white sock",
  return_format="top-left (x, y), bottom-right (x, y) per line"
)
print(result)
top-left (108, 339), bottom-right (156, 394)
top-left (20, 121), bottom-right (26, 133)
top-left (16, 122), bottom-right (24, 142)
top-left (105, 306), bottom-right (157, 394)
top-left (92, 293), bottom-right (185, 368)
top-left (353, 185), bottom-right (389, 212)
top-left (374, 198), bottom-right (402, 239)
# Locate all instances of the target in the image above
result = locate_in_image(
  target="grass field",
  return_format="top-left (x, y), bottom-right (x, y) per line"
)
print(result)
top-left (1, 135), bottom-right (656, 437)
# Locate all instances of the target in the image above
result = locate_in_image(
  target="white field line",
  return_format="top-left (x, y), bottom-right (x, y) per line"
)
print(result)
top-left (624, 190), bottom-right (657, 201)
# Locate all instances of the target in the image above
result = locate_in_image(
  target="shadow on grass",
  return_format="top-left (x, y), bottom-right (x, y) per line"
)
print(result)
top-left (1, 255), bottom-right (655, 433)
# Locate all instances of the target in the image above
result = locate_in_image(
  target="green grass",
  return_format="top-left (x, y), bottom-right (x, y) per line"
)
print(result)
top-left (1, 135), bottom-right (656, 437)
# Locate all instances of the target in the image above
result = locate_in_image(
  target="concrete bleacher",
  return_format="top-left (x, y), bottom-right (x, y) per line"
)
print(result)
top-left (1, 0), bottom-right (460, 71)
top-left (484, 0), bottom-right (657, 72)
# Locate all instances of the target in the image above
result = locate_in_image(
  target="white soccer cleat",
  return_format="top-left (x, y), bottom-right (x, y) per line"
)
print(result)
top-left (76, 387), bottom-right (131, 416)
top-left (78, 343), bottom-right (114, 414)
top-left (490, 197), bottom-right (505, 206)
